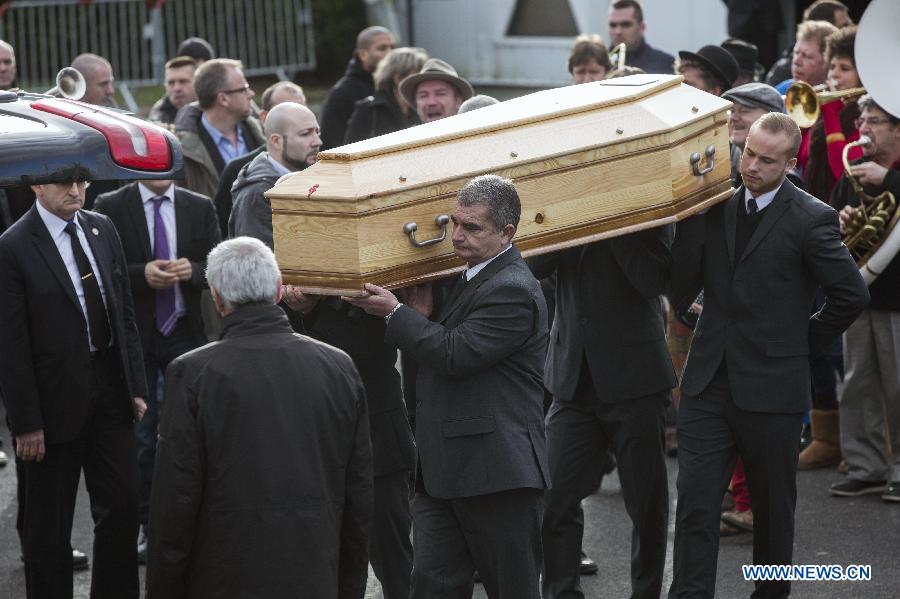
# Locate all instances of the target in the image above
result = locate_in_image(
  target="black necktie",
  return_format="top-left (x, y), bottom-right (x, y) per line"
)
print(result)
top-left (65, 222), bottom-right (111, 350)
top-left (747, 197), bottom-right (759, 215)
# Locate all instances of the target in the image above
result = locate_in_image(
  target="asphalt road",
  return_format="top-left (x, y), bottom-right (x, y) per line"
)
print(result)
top-left (1, 419), bottom-right (897, 598)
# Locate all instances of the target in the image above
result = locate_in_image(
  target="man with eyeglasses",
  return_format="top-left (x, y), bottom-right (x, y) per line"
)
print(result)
top-left (830, 95), bottom-right (900, 503)
top-left (174, 58), bottom-right (265, 199)
top-left (0, 174), bottom-right (149, 598)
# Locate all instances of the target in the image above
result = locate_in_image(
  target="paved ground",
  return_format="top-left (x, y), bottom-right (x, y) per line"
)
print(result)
top-left (2, 409), bottom-right (896, 599)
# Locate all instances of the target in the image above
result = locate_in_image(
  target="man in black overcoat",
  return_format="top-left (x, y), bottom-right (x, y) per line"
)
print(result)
top-left (147, 237), bottom-right (372, 599)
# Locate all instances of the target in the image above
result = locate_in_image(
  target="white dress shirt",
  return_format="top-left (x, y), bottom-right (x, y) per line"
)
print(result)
top-left (138, 182), bottom-right (186, 318)
top-left (744, 183), bottom-right (782, 213)
top-left (464, 243), bottom-right (513, 281)
top-left (36, 201), bottom-right (109, 351)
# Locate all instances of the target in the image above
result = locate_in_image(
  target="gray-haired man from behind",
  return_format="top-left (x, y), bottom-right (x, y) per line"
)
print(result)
top-left (147, 237), bottom-right (372, 599)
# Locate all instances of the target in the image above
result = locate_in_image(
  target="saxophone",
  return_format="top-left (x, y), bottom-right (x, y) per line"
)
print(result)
top-left (840, 135), bottom-right (899, 267)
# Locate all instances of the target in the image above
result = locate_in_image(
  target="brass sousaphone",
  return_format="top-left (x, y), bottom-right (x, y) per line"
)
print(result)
top-left (840, 0), bottom-right (900, 284)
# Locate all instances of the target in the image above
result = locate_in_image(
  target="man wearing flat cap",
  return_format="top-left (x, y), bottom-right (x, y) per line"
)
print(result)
top-left (721, 38), bottom-right (764, 86)
top-left (398, 58), bottom-right (474, 124)
top-left (723, 82), bottom-right (790, 187)
top-left (676, 45), bottom-right (739, 97)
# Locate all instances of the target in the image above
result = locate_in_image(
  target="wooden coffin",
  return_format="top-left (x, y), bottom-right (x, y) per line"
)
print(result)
top-left (267, 74), bottom-right (733, 295)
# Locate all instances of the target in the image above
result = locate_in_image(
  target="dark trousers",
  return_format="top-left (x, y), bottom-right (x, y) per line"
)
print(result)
top-left (668, 367), bottom-right (802, 599)
top-left (411, 487), bottom-right (544, 599)
top-left (370, 470), bottom-right (414, 599)
top-left (542, 369), bottom-right (669, 599)
top-left (137, 318), bottom-right (197, 527)
top-left (20, 351), bottom-right (140, 599)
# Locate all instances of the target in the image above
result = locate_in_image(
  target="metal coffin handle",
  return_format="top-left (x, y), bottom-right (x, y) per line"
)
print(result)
top-left (690, 145), bottom-right (717, 176)
top-left (403, 214), bottom-right (450, 248)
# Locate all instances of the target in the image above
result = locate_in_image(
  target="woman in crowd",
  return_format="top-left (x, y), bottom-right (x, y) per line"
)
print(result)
top-left (344, 46), bottom-right (428, 144)
top-left (568, 34), bottom-right (614, 84)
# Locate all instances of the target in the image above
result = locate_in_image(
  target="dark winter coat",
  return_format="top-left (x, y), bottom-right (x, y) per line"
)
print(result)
top-left (146, 303), bottom-right (373, 599)
top-left (344, 90), bottom-right (420, 144)
top-left (228, 151), bottom-right (289, 249)
top-left (319, 57), bottom-right (374, 150)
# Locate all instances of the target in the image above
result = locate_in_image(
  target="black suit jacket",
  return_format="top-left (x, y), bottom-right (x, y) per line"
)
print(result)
top-left (94, 183), bottom-right (221, 355)
top-left (302, 299), bottom-right (416, 478)
top-left (385, 245), bottom-right (550, 499)
top-left (0, 206), bottom-right (148, 443)
top-left (531, 225), bottom-right (676, 402)
top-left (671, 180), bottom-right (869, 413)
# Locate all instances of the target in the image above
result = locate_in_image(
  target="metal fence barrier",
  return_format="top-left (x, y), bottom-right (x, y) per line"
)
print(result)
top-left (0, 0), bottom-right (316, 90)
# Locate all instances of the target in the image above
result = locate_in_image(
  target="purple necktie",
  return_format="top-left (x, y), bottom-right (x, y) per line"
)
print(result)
top-left (152, 197), bottom-right (177, 336)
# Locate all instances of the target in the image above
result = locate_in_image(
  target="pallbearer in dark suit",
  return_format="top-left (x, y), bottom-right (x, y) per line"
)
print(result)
top-left (532, 223), bottom-right (675, 599)
top-left (668, 113), bottom-right (869, 599)
top-left (347, 175), bottom-right (550, 599)
top-left (0, 176), bottom-right (148, 599)
top-left (279, 293), bottom-right (416, 599)
top-left (94, 180), bottom-right (221, 555)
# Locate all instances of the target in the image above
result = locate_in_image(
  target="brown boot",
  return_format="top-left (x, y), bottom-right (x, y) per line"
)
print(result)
top-left (798, 409), bottom-right (842, 470)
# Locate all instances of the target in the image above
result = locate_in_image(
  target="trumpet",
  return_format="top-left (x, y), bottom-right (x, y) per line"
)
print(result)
top-left (784, 80), bottom-right (866, 129)
top-left (609, 43), bottom-right (627, 70)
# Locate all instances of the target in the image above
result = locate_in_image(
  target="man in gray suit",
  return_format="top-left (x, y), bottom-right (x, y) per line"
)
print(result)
top-left (346, 175), bottom-right (550, 599)
top-left (532, 220), bottom-right (675, 599)
top-left (668, 113), bottom-right (869, 599)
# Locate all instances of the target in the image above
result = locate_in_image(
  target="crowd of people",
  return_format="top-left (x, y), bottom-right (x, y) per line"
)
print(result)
top-left (0, 0), bottom-right (897, 598)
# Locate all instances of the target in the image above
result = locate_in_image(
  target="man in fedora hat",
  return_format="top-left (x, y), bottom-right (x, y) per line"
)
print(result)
top-left (399, 58), bottom-right (474, 124)
top-left (676, 45), bottom-right (739, 97)
top-left (722, 38), bottom-right (764, 86)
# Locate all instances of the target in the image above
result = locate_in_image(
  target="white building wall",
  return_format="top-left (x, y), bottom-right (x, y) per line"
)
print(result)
top-left (411, 0), bottom-right (729, 87)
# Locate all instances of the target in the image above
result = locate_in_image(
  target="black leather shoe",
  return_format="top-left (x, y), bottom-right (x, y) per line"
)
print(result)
top-left (20, 549), bottom-right (89, 571)
top-left (137, 526), bottom-right (148, 565)
top-left (72, 549), bottom-right (89, 571)
top-left (580, 551), bottom-right (599, 576)
top-left (883, 482), bottom-right (900, 503)
top-left (799, 422), bottom-right (812, 452)
top-left (830, 478), bottom-right (886, 497)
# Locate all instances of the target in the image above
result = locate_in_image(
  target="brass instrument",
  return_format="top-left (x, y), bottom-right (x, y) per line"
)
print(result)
top-left (609, 43), bottom-right (627, 70)
top-left (841, 135), bottom-right (899, 266)
top-left (45, 67), bottom-right (86, 100)
top-left (784, 80), bottom-right (866, 129)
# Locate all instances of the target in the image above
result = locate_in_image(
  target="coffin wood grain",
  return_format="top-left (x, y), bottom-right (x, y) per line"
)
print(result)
top-left (269, 75), bottom-right (734, 295)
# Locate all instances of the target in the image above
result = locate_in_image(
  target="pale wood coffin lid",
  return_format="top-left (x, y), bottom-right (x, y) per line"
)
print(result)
top-left (266, 74), bottom-right (734, 212)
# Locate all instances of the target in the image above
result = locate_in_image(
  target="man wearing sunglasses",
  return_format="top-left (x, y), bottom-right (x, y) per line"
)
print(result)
top-left (174, 58), bottom-right (265, 199)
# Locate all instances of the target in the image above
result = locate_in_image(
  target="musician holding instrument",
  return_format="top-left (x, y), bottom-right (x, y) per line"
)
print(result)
top-left (829, 95), bottom-right (900, 502)
top-left (793, 25), bottom-right (865, 472)
top-left (803, 26), bottom-right (864, 205)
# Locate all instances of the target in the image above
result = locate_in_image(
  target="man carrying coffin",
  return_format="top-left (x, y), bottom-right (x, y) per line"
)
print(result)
top-left (346, 175), bottom-right (550, 598)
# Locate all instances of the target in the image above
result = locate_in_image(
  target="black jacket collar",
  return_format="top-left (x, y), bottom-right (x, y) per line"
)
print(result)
top-left (220, 303), bottom-right (295, 339)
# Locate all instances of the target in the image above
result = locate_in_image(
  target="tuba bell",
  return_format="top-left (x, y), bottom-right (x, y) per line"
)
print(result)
top-left (45, 67), bottom-right (86, 100)
top-left (839, 0), bottom-right (900, 284)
